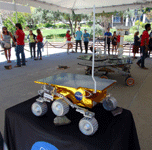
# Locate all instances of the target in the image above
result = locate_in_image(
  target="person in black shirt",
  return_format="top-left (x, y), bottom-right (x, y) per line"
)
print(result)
top-left (112, 31), bottom-right (117, 55)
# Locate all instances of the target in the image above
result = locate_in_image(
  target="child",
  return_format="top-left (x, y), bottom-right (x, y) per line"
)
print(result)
top-left (66, 30), bottom-right (73, 54)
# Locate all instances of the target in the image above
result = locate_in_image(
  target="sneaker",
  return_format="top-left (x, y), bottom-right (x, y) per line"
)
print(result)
top-left (141, 67), bottom-right (148, 69)
top-left (22, 64), bottom-right (26, 66)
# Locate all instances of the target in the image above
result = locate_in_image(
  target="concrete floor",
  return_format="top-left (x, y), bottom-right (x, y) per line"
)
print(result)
top-left (0, 47), bottom-right (152, 150)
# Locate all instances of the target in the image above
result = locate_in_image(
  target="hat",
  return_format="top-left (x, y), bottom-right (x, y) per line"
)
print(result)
top-left (67, 29), bottom-right (70, 32)
top-left (84, 29), bottom-right (87, 31)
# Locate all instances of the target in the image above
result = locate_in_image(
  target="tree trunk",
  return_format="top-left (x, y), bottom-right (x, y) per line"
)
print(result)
top-left (121, 16), bottom-right (123, 25)
top-left (68, 17), bottom-right (73, 36)
top-left (74, 18), bottom-right (78, 37)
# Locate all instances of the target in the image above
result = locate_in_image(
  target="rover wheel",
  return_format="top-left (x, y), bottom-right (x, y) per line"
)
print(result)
top-left (103, 97), bottom-right (117, 111)
top-left (51, 99), bottom-right (69, 116)
top-left (125, 76), bottom-right (135, 86)
top-left (31, 102), bottom-right (48, 116)
top-left (79, 117), bottom-right (98, 136)
top-left (100, 75), bottom-right (108, 79)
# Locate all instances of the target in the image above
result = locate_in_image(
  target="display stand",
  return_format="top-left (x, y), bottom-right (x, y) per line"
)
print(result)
top-left (4, 96), bottom-right (140, 150)
top-left (115, 26), bottom-right (130, 58)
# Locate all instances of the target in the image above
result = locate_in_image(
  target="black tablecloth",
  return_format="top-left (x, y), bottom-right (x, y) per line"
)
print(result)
top-left (4, 95), bottom-right (140, 150)
top-left (0, 132), bottom-right (3, 150)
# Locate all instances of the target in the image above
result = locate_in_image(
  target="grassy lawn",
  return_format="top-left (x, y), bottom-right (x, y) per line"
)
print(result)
top-left (25, 28), bottom-right (67, 36)
top-left (24, 27), bottom-right (143, 43)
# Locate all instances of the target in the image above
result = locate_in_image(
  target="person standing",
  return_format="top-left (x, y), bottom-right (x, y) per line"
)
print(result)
top-left (36, 29), bottom-right (43, 60)
top-left (132, 31), bottom-right (140, 59)
top-left (83, 29), bottom-right (90, 54)
top-left (137, 23), bottom-right (151, 69)
top-left (1, 27), bottom-right (15, 63)
top-left (112, 31), bottom-right (117, 55)
top-left (104, 27), bottom-right (112, 55)
top-left (117, 33), bottom-right (120, 49)
top-left (149, 30), bottom-right (152, 57)
top-left (75, 27), bottom-right (83, 53)
top-left (66, 30), bottom-right (73, 54)
top-left (14, 23), bottom-right (26, 67)
top-left (27, 30), bottom-right (36, 59)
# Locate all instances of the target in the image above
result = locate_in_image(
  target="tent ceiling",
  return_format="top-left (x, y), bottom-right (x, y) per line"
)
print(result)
top-left (20, 0), bottom-right (152, 14)
top-left (0, 0), bottom-right (152, 14)
top-left (0, 1), bottom-right (31, 13)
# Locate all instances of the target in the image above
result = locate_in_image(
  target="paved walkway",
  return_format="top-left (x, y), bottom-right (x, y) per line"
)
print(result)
top-left (0, 46), bottom-right (152, 150)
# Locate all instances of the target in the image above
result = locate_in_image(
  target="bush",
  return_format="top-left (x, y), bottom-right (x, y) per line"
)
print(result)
top-left (87, 21), bottom-right (93, 26)
top-left (124, 35), bottom-right (134, 42)
top-left (81, 24), bottom-right (90, 28)
top-left (36, 23), bottom-right (44, 28)
top-left (56, 23), bottom-right (69, 29)
top-left (135, 20), bottom-right (141, 26)
top-left (44, 23), bottom-right (53, 28)
top-left (140, 22), bottom-right (146, 28)
top-left (46, 33), bottom-right (66, 39)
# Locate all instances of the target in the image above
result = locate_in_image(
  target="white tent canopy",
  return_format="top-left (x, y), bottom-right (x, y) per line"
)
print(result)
top-left (0, 1), bottom-right (31, 13)
top-left (0, 0), bottom-right (151, 14)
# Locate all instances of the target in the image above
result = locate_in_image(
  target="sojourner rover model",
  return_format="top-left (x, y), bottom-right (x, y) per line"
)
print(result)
top-left (31, 73), bottom-right (118, 136)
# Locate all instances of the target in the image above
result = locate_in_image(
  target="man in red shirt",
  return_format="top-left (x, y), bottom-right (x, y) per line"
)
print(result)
top-left (14, 23), bottom-right (26, 67)
top-left (137, 24), bottom-right (151, 69)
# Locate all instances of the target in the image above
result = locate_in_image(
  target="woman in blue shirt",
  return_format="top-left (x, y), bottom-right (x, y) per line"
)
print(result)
top-left (83, 29), bottom-right (90, 54)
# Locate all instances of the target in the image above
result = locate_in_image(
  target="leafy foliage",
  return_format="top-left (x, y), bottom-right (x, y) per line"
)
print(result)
top-left (3, 12), bottom-right (27, 33)
top-left (89, 24), bottom-right (104, 38)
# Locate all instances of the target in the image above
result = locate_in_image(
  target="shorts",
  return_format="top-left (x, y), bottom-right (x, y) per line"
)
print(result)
top-left (132, 45), bottom-right (139, 53)
top-left (66, 41), bottom-right (73, 44)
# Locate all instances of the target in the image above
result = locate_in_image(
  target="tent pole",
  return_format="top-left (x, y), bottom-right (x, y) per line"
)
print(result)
top-left (92, 5), bottom-right (96, 93)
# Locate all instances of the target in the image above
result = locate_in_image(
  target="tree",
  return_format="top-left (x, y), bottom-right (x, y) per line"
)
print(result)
top-left (95, 11), bottom-right (116, 32)
top-left (1, 10), bottom-right (27, 33)
top-left (60, 11), bottom-right (89, 35)
top-left (145, 8), bottom-right (152, 22)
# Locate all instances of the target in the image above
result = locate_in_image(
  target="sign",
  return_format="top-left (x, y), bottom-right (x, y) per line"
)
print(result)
top-left (44, 93), bottom-right (53, 100)
top-left (75, 92), bottom-right (83, 101)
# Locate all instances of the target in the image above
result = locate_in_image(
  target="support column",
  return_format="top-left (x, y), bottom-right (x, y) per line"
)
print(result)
top-left (92, 5), bottom-right (96, 93)
top-left (112, 15), bottom-right (113, 28)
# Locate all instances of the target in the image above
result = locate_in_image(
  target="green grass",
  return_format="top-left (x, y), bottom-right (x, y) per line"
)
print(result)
top-left (25, 29), bottom-right (67, 37)
top-left (46, 38), bottom-right (66, 42)
top-left (24, 25), bottom-right (150, 43)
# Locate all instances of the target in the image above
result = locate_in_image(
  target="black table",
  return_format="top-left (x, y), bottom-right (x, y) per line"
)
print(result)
top-left (4, 95), bottom-right (140, 150)
top-left (0, 132), bottom-right (3, 150)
